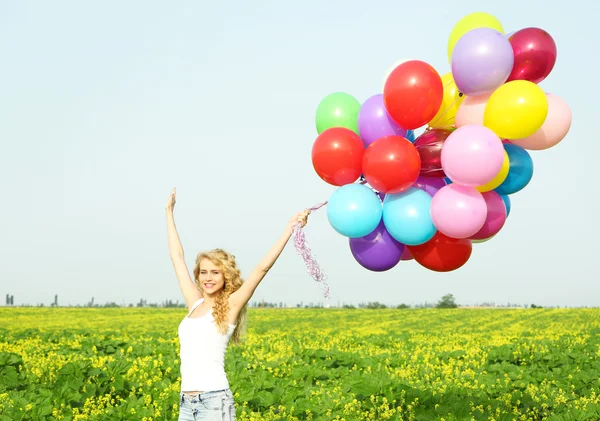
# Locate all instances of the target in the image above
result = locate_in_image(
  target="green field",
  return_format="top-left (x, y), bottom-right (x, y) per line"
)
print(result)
top-left (1, 307), bottom-right (599, 420)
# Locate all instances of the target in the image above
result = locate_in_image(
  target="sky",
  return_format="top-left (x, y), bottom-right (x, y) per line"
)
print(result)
top-left (1, 0), bottom-right (598, 308)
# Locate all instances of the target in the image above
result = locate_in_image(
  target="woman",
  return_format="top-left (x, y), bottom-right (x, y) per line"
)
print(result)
top-left (165, 187), bottom-right (310, 421)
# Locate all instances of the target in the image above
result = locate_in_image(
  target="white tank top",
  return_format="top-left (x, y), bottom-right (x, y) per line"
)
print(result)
top-left (177, 298), bottom-right (236, 392)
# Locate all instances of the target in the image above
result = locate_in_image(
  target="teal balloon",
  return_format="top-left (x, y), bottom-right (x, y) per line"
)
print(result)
top-left (406, 130), bottom-right (416, 142)
top-left (327, 184), bottom-right (382, 238)
top-left (495, 144), bottom-right (534, 195)
top-left (501, 194), bottom-right (511, 217)
top-left (315, 92), bottom-right (361, 135)
top-left (383, 188), bottom-right (436, 246)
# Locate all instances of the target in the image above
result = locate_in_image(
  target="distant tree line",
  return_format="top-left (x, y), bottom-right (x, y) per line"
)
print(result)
top-left (1, 292), bottom-right (564, 309)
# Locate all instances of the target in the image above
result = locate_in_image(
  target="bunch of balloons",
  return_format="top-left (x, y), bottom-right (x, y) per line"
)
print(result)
top-left (310, 12), bottom-right (571, 273)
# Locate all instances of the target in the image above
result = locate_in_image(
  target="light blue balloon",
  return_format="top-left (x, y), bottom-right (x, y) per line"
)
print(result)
top-left (327, 184), bottom-right (382, 238)
top-left (501, 194), bottom-right (511, 217)
top-left (383, 187), bottom-right (436, 246)
top-left (495, 144), bottom-right (534, 195)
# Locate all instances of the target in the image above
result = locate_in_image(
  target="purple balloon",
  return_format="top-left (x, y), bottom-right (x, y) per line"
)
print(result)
top-left (414, 176), bottom-right (447, 197)
top-left (358, 94), bottom-right (407, 147)
top-left (349, 220), bottom-right (405, 271)
top-left (451, 27), bottom-right (514, 96)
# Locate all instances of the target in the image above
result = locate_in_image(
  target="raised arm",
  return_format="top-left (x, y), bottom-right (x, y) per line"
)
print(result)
top-left (229, 210), bottom-right (310, 311)
top-left (166, 188), bottom-right (202, 309)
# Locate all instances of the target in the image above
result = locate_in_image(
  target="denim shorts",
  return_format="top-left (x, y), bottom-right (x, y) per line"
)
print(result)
top-left (178, 389), bottom-right (236, 421)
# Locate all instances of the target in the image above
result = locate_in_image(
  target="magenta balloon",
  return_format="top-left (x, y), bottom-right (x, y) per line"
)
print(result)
top-left (451, 28), bottom-right (514, 96)
top-left (470, 191), bottom-right (507, 240)
top-left (358, 94), bottom-right (407, 147)
top-left (414, 176), bottom-right (447, 197)
top-left (430, 184), bottom-right (487, 238)
top-left (400, 247), bottom-right (413, 261)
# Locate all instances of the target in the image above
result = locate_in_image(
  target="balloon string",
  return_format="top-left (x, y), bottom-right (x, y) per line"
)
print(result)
top-left (292, 177), bottom-right (368, 300)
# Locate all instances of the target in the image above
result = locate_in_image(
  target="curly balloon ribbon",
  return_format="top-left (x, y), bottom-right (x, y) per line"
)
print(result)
top-left (292, 178), bottom-right (368, 299)
top-left (292, 201), bottom-right (330, 299)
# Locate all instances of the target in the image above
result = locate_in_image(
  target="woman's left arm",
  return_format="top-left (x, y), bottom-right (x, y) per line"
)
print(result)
top-left (229, 210), bottom-right (310, 310)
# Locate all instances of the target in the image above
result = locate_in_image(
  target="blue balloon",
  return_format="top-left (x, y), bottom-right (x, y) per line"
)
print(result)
top-left (327, 184), bottom-right (382, 238)
top-left (405, 130), bottom-right (416, 142)
top-left (501, 195), bottom-right (511, 217)
top-left (443, 177), bottom-right (453, 185)
top-left (495, 144), bottom-right (534, 195)
top-left (382, 187), bottom-right (436, 246)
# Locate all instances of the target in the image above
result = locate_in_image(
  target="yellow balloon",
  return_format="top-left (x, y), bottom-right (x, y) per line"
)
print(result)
top-left (428, 73), bottom-right (465, 129)
top-left (447, 12), bottom-right (504, 62)
top-left (472, 235), bottom-right (495, 244)
top-left (476, 150), bottom-right (509, 192)
top-left (484, 81), bottom-right (549, 140)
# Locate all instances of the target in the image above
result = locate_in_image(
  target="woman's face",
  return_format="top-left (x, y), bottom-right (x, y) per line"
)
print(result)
top-left (198, 258), bottom-right (225, 295)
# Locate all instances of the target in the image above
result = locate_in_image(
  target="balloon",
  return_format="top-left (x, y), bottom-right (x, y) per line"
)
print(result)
top-left (362, 136), bottom-right (421, 194)
top-left (400, 247), bottom-right (414, 261)
top-left (414, 129), bottom-right (453, 178)
top-left (349, 220), bottom-right (405, 271)
top-left (501, 195), bottom-right (511, 217)
top-left (414, 176), bottom-right (447, 197)
top-left (507, 27), bottom-right (557, 84)
top-left (476, 150), bottom-right (509, 192)
top-left (327, 184), bottom-right (382, 238)
top-left (381, 58), bottom-right (415, 92)
top-left (447, 12), bottom-right (504, 62)
top-left (451, 28), bottom-right (514, 96)
top-left (405, 130), bottom-right (416, 142)
top-left (428, 73), bottom-right (465, 129)
top-left (430, 184), bottom-right (487, 238)
top-left (470, 191), bottom-right (507, 240)
top-left (382, 188), bottom-right (436, 246)
top-left (483, 80), bottom-right (548, 139)
top-left (311, 127), bottom-right (365, 186)
top-left (510, 94), bottom-right (571, 150)
top-left (358, 94), bottom-right (407, 147)
top-left (472, 235), bottom-right (495, 244)
top-left (383, 60), bottom-right (444, 130)
top-left (455, 92), bottom-right (492, 127)
top-left (494, 144), bottom-right (534, 195)
top-left (408, 232), bottom-right (473, 272)
top-left (441, 124), bottom-right (504, 186)
top-left (315, 92), bottom-right (361, 135)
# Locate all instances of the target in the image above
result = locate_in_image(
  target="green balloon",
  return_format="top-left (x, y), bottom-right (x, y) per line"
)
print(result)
top-left (315, 92), bottom-right (361, 135)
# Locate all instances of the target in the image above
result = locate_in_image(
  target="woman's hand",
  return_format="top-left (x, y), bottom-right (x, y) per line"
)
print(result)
top-left (288, 209), bottom-right (310, 229)
top-left (166, 187), bottom-right (176, 212)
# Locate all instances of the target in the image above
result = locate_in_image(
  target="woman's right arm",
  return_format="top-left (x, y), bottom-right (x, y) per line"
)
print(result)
top-left (166, 188), bottom-right (203, 309)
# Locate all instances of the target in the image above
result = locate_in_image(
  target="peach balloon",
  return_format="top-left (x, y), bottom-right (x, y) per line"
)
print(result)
top-left (455, 93), bottom-right (493, 127)
top-left (510, 93), bottom-right (572, 150)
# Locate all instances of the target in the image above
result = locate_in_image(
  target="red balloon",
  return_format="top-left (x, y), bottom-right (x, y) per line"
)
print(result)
top-left (507, 27), bottom-right (557, 84)
top-left (362, 135), bottom-right (421, 194)
top-left (407, 232), bottom-right (472, 272)
top-left (311, 127), bottom-right (364, 186)
top-left (383, 60), bottom-right (444, 130)
top-left (414, 129), bottom-right (453, 178)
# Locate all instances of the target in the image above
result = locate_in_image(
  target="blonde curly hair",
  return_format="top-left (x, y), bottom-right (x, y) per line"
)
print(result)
top-left (193, 248), bottom-right (248, 345)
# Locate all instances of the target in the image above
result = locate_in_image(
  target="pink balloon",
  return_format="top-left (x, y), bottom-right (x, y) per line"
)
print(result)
top-left (455, 93), bottom-right (492, 128)
top-left (510, 93), bottom-right (572, 150)
top-left (470, 191), bottom-right (507, 240)
top-left (431, 184), bottom-right (487, 238)
top-left (441, 124), bottom-right (505, 186)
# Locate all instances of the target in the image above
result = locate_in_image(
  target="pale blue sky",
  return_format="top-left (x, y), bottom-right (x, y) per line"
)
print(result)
top-left (1, 0), bottom-right (598, 307)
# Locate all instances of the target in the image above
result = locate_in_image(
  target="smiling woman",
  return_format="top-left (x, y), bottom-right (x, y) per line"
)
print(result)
top-left (165, 187), bottom-right (310, 421)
